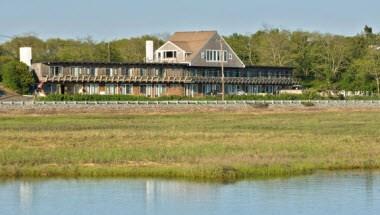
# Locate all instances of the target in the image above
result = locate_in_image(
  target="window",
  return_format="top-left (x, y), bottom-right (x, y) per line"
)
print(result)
top-left (82, 68), bottom-right (90, 76)
top-left (155, 84), bottom-right (166, 97)
top-left (71, 67), bottom-right (80, 76)
top-left (105, 84), bottom-right (116, 95)
top-left (90, 68), bottom-right (97, 76)
top-left (87, 84), bottom-right (99, 95)
top-left (140, 68), bottom-right (146, 77)
top-left (201, 52), bottom-right (205, 59)
top-left (50, 66), bottom-right (63, 76)
top-left (120, 84), bottom-right (132, 95)
top-left (155, 68), bottom-right (164, 77)
top-left (205, 50), bottom-right (227, 62)
top-left (127, 68), bottom-right (133, 77)
top-left (140, 85), bottom-right (146, 94)
top-left (163, 51), bottom-right (176, 58)
top-left (229, 53), bottom-right (233, 60)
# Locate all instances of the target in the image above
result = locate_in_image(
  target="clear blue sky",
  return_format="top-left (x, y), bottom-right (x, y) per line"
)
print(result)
top-left (0, 0), bottom-right (379, 41)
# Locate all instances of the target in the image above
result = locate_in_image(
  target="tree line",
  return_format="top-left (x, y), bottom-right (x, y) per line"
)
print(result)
top-left (1, 26), bottom-right (380, 94)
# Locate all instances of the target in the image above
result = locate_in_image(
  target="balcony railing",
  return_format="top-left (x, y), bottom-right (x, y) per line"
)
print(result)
top-left (41, 75), bottom-right (297, 85)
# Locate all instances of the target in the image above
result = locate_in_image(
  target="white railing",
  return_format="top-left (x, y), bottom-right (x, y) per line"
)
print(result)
top-left (1, 100), bottom-right (380, 106)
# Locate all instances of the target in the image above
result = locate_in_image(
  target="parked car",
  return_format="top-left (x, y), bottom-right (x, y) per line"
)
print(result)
top-left (237, 90), bottom-right (247, 96)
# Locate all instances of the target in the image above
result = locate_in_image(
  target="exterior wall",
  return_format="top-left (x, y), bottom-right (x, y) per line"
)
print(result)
top-left (31, 63), bottom-right (50, 80)
top-left (167, 84), bottom-right (184, 96)
top-left (132, 85), bottom-right (140, 95)
top-left (190, 34), bottom-right (245, 68)
top-left (34, 62), bottom-right (296, 97)
top-left (42, 82), bottom-right (289, 97)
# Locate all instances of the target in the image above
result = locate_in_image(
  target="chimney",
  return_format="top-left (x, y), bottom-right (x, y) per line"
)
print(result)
top-left (20, 47), bottom-right (32, 67)
top-left (145, 41), bottom-right (154, 62)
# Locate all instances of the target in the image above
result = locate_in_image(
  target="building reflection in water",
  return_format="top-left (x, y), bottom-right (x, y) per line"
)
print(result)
top-left (19, 182), bottom-right (33, 215)
top-left (145, 179), bottom-right (220, 213)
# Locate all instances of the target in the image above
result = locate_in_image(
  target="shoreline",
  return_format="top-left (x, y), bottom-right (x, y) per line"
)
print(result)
top-left (1, 164), bottom-right (379, 182)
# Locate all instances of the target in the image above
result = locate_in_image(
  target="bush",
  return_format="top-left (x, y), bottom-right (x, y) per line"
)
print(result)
top-left (0, 56), bottom-right (14, 82)
top-left (301, 102), bottom-right (315, 107)
top-left (38, 93), bottom-right (326, 101)
top-left (2, 61), bottom-right (35, 94)
top-left (37, 92), bottom-right (380, 102)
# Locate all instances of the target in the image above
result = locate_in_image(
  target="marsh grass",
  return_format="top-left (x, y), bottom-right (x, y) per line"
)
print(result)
top-left (0, 111), bottom-right (380, 180)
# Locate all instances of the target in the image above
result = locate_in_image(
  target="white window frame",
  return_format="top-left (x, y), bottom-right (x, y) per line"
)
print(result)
top-left (105, 84), bottom-right (116, 95)
top-left (205, 50), bottom-right (228, 62)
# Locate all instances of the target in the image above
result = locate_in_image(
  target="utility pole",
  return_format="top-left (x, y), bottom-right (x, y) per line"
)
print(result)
top-left (220, 38), bottom-right (225, 101)
top-left (107, 42), bottom-right (111, 62)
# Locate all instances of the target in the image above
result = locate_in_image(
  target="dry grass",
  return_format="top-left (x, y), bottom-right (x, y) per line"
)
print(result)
top-left (0, 109), bottom-right (380, 180)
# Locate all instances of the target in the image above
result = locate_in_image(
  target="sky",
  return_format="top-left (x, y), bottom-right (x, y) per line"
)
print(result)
top-left (0, 0), bottom-right (379, 42)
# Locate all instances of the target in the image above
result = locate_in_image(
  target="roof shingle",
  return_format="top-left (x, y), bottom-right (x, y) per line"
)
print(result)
top-left (168, 31), bottom-right (217, 60)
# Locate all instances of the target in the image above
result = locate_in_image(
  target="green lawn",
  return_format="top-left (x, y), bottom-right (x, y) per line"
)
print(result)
top-left (0, 110), bottom-right (379, 180)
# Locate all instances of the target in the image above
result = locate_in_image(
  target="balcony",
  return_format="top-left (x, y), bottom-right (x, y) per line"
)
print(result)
top-left (41, 75), bottom-right (297, 85)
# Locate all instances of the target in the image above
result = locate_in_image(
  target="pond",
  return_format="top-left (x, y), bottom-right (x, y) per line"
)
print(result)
top-left (1, 171), bottom-right (379, 215)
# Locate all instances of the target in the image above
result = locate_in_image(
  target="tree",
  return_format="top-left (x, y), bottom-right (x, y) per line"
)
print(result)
top-left (289, 31), bottom-right (318, 80)
top-left (254, 29), bottom-right (292, 66)
top-left (364, 25), bottom-right (373, 36)
top-left (1, 35), bottom-right (46, 61)
top-left (2, 61), bottom-right (35, 94)
top-left (113, 35), bottom-right (164, 62)
top-left (350, 48), bottom-right (380, 95)
top-left (0, 55), bottom-right (14, 82)
top-left (224, 33), bottom-right (255, 65)
top-left (367, 49), bottom-right (380, 95)
top-left (316, 35), bottom-right (350, 88)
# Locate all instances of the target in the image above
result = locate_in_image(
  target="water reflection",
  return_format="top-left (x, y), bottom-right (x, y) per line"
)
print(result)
top-left (0, 171), bottom-right (379, 215)
top-left (19, 182), bottom-right (33, 215)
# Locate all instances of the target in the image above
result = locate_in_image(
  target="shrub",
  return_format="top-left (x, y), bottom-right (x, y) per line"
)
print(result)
top-left (301, 102), bottom-right (315, 107)
top-left (250, 103), bottom-right (269, 109)
top-left (2, 61), bottom-right (35, 94)
top-left (37, 92), bottom-right (380, 101)
top-left (0, 56), bottom-right (14, 82)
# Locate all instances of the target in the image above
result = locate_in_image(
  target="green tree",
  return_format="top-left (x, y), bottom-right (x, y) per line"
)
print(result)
top-left (289, 31), bottom-right (318, 81)
top-left (113, 35), bottom-right (164, 62)
top-left (366, 48), bottom-right (380, 95)
top-left (315, 35), bottom-right (351, 89)
top-left (349, 48), bottom-right (380, 95)
top-left (2, 61), bottom-right (35, 94)
top-left (224, 33), bottom-right (255, 65)
top-left (0, 55), bottom-right (14, 82)
top-left (254, 29), bottom-right (292, 66)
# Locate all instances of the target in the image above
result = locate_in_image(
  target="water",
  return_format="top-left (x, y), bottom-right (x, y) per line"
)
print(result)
top-left (1, 171), bottom-right (379, 215)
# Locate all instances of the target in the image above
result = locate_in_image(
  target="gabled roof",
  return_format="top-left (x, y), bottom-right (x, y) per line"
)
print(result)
top-left (168, 31), bottom-right (217, 60)
top-left (156, 30), bottom-right (245, 68)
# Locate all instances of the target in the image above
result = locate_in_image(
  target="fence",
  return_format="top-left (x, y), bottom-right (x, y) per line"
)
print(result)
top-left (1, 100), bottom-right (380, 106)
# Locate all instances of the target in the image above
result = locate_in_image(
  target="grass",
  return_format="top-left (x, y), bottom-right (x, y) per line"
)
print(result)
top-left (0, 110), bottom-right (380, 181)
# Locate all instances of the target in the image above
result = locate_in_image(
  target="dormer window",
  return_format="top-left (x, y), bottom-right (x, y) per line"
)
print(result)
top-left (164, 51), bottom-right (176, 58)
top-left (205, 50), bottom-right (227, 62)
